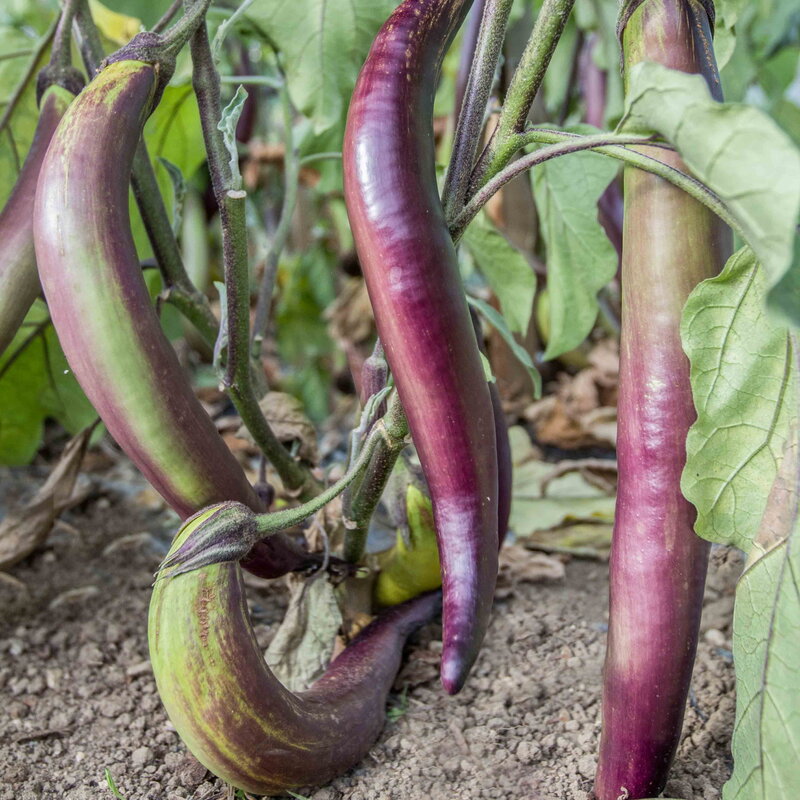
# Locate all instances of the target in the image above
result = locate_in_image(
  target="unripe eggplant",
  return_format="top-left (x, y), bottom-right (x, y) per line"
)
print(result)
top-left (150, 508), bottom-right (441, 796)
top-left (594, 2), bottom-right (730, 798)
top-left (344, 0), bottom-right (499, 695)
top-left (33, 60), bottom-right (313, 578)
top-left (0, 84), bottom-right (75, 356)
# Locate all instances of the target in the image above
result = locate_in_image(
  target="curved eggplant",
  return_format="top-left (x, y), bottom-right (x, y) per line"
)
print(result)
top-left (594, 2), bottom-right (730, 798)
top-left (0, 85), bottom-right (75, 356)
top-left (33, 60), bottom-right (313, 578)
top-left (343, 0), bottom-right (498, 695)
top-left (150, 508), bottom-right (440, 795)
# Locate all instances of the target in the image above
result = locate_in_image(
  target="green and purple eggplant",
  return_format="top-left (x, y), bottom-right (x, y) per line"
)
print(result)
top-left (594, 2), bottom-right (730, 798)
top-left (150, 508), bottom-right (440, 795)
top-left (32, 59), bottom-right (313, 578)
top-left (343, 0), bottom-right (499, 695)
top-left (0, 83), bottom-right (77, 356)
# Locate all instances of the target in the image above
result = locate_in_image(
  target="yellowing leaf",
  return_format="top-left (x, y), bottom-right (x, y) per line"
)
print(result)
top-left (88, 0), bottom-right (141, 45)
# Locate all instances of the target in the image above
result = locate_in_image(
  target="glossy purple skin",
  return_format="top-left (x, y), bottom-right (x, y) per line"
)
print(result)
top-left (344, 0), bottom-right (498, 694)
top-left (0, 87), bottom-right (73, 356)
top-left (32, 61), bottom-right (312, 579)
top-left (594, 3), bottom-right (729, 798)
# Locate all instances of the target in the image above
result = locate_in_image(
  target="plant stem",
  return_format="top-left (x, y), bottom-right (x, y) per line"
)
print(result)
top-left (152, 0), bottom-right (183, 34)
top-left (0, 17), bottom-right (57, 136)
top-left (72, 0), bottom-right (218, 343)
top-left (523, 127), bottom-right (745, 238)
top-left (470, 0), bottom-right (575, 191)
top-left (219, 74), bottom-right (283, 88)
top-left (255, 392), bottom-right (408, 537)
top-left (50, 0), bottom-right (80, 72)
top-left (451, 132), bottom-right (658, 240)
top-left (188, 16), bottom-right (320, 498)
top-left (342, 394), bottom-right (409, 563)
top-left (442, 0), bottom-right (514, 224)
top-left (251, 83), bottom-right (299, 355)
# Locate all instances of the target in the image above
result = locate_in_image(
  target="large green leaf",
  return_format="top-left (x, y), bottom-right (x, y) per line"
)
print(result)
top-left (621, 61), bottom-right (800, 327)
top-left (723, 418), bottom-right (800, 800)
top-left (530, 131), bottom-right (618, 360)
top-left (245, 0), bottom-right (397, 135)
top-left (682, 248), bottom-right (797, 552)
top-left (462, 216), bottom-right (536, 335)
top-left (0, 302), bottom-right (96, 465)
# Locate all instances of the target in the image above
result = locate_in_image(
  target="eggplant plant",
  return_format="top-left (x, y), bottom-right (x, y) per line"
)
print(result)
top-left (0, 0), bottom-right (798, 797)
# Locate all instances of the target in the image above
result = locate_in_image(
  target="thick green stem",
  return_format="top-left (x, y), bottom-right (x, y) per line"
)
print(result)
top-left (470, 0), bottom-right (575, 191)
top-left (442, 0), bottom-right (514, 224)
top-left (252, 83), bottom-right (299, 354)
top-left (342, 394), bottom-right (409, 564)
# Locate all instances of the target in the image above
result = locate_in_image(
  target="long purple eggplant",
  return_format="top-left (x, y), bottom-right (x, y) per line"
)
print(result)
top-left (32, 60), bottom-right (313, 579)
top-left (343, 0), bottom-right (499, 694)
top-left (150, 508), bottom-right (441, 795)
top-left (594, 2), bottom-right (730, 798)
top-left (0, 84), bottom-right (76, 356)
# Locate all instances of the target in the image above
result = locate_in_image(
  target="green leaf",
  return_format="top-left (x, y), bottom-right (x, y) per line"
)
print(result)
top-left (144, 84), bottom-right (207, 181)
top-left (466, 295), bottom-right (542, 397)
top-left (530, 132), bottom-right (618, 359)
top-left (463, 216), bottom-right (536, 335)
top-left (0, 26), bottom-right (47, 205)
top-left (244, 0), bottom-right (397, 134)
top-left (621, 61), bottom-right (800, 327)
top-left (723, 420), bottom-right (800, 800)
top-left (0, 302), bottom-right (96, 465)
top-left (218, 85), bottom-right (248, 190)
top-left (682, 248), bottom-right (797, 552)
top-left (156, 157), bottom-right (186, 235)
top-left (104, 767), bottom-right (128, 800)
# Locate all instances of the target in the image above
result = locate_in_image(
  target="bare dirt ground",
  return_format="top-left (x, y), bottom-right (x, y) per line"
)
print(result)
top-left (0, 459), bottom-right (737, 800)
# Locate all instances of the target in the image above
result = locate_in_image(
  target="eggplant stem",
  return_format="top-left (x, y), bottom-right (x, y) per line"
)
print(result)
top-left (188, 22), bottom-right (321, 499)
top-left (470, 0), bottom-right (576, 191)
top-left (442, 0), bottom-right (514, 224)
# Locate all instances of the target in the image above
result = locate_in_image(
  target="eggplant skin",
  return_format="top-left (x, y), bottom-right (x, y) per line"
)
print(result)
top-left (150, 510), bottom-right (441, 796)
top-left (32, 60), bottom-right (312, 579)
top-left (344, 0), bottom-right (498, 695)
top-left (594, 2), bottom-right (730, 798)
top-left (0, 85), bottom-right (75, 357)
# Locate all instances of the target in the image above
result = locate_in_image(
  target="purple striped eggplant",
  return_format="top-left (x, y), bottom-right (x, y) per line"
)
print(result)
top-left (0, 84), bottom-right (75, 356)
top-left (343, 0), bottom-right (499, 695)
top-left (594, 2), bottom-right (730, 798)
top-left (32, 60), bottom-right (313, 578)
top-left (150, 508), bottom-right (440, 795)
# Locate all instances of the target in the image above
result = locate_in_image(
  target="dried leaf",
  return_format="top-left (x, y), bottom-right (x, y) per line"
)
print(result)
top-left (236, 392), bottom-right (318, 464)
top-left (0, 428), bottom-right (93, 570)
top-left (325, 278), bottom-right (374, 346)
top-left (265, 573), bottom-right (342, 692)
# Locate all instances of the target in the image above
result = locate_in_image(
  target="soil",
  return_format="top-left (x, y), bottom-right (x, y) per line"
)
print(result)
top-left (0, 460), bottom-right (738, 800)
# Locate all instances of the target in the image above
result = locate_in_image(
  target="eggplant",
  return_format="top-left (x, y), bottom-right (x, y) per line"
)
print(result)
top-left (33, 59), bottom-right (315, 578)
top-left (594, 2), bottom-right (731, 797)
top-left (343, 0), bottom-right (499, 694)
top-left (150, 509), bottom-right (440, 796)
top-left (0, 85), bottom-right (75, 356)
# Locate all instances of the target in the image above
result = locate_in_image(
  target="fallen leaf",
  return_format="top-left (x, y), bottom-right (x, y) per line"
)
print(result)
top-left (265, 573), bottom-right (342, 692)
top-left (0, 427), bottom-right (93, 570)
top-left (236, 391), bottom-right (318, 464)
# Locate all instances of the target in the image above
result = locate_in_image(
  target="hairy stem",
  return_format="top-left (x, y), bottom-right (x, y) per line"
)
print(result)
top-left (252, 83), bottom-right (299, 355)
top-left (442, 0), bottom-right (514, 224)
top-left (188, 16), bottom-right (320, 498)
top-left (470, 0), bottom-right (575, 191)
top-left (342, 394), bottom-right (409, 564)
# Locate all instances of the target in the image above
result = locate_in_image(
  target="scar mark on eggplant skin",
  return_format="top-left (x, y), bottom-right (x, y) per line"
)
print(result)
top-left (197, 585), bottom-right (216, 646)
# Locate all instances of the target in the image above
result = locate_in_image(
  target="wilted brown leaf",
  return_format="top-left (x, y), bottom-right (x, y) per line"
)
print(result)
top-left (0, 428), bottom-right (93, 570)
top-left (236, 391), bottom-right (318, 464)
